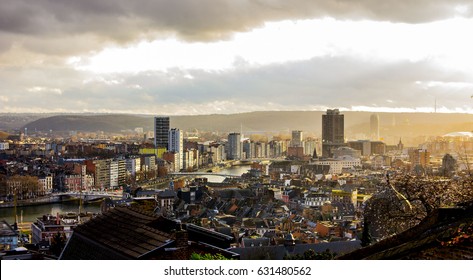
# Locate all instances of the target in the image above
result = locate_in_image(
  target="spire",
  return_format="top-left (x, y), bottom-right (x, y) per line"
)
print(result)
top-left (397, 138), bottom-right (404, 150)
top-left (312, 147), bottom-right (318, 159)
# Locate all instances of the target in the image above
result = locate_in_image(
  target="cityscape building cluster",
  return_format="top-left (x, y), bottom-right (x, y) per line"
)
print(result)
top-left (0, 109), bottom-right (472, 259)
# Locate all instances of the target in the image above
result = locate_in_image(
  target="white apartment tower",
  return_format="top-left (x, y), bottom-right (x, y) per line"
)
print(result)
top-left (169, 128), bottom-right (183, 171)
top-left (291, 130), bottom-right (303, 147)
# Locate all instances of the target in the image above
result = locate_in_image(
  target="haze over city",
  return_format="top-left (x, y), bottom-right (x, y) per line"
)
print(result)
top-left (2, 2), bottom-right (473, 271)
top-left (1, 0), bottom-right (473, 115)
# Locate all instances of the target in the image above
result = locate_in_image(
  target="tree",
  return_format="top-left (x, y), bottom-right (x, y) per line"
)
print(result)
top-left (361, 218), bottom-right (372, 247)
top-left (283, 249), bottom-right (336, 260)
top-left (190, 253), bottom-right (231, 260)
top-left (364, 175), bottom-right (473, 240)
top-left (441, 154), bottom-right (457, 177)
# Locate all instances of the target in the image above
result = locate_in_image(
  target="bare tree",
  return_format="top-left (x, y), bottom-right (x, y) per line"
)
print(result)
top-left (364, 174), bottom-right (473, 240)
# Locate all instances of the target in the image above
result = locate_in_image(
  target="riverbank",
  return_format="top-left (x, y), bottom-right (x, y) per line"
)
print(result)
top-left (0, 196), bottom-right (79, 209)
top-left (0, 200), bottom-right (102, 225)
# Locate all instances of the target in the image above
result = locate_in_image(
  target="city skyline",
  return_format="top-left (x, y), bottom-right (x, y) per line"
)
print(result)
top-left (1, 1), bottom-right (473, 115)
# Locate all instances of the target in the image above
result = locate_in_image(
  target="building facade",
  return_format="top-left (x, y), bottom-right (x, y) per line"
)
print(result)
top-left (322, 109), bottom-right (345, 158)
top-left (227, 133), bottom-right (242, 160)
top-left (154, 116), bottom-right (170, 149)
top-left (0, 142), bottom-right (9, 150)
top-left (311, 157), bottom-right (361, 174)
top-left (168, 128), bottom-right (183, 171)
top-left (291, 130), bottom-right (303, 147)
top-left (0, 220), bottom-right (18, 251)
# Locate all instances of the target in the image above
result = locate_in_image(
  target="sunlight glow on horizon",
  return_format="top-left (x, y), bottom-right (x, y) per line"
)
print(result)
top-left (2, 103), bottom-right (471, 116)
top-left (69, 17), bottom-right (473, 76)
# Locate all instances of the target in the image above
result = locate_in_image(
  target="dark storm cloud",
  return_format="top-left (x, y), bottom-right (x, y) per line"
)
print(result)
top-left (1, 0), bottom-right (473, 55)
top-left (107, 57), bottom-right (473, 112)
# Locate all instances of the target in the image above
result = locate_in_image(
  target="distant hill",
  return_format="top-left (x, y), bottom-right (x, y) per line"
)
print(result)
top-left (21, 111), bottom-right (473, 144)
top-left (0, 131), bottom-right (9, 140)
top-left (0, 113), bottom-right (58, 131)
top-left (23, 114), bottom-right (152, 133)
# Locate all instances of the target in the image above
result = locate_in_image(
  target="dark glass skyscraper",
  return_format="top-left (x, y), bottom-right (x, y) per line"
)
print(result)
top-left (227, 132), bottom-right (242, 160)
top-left (154, 116), bottom-right (170, 149)
top-left (322, 109), bottom-right (344, 158)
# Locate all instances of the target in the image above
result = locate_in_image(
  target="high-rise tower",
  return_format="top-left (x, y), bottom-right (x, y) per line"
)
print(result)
top-left (168, 128), bottom-right (183, 170)
top-left (227, 132), bottom-right (242, 160)
top-left (154, 116), bottom-right (170, 149)
top-left (322, 109), bottom-right (344, 158)
top-left (291, 130), bottom-right (303, 147)
top-left (370, 113), bottom-right (379, 141)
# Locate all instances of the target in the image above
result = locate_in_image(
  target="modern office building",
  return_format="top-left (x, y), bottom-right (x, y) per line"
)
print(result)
top-left (370, 114), bottom-right (380, 141)
top-left (227, 133), bottom-right (242, 160)
top-left (409, 148), bottom-right (431, 169)
top-left (322, 109), bottom-right (345, 158)
top-left (291, 130), bottom-right (303, 147)
top-left (347, 140), bottom-right (386, 156)
top-left (154, 116), bottom-right (170, 149)
top-left (89, 159), bottom-right (111, 190)
top-left (110, 159), bottom-right (126, 188)
top-left (304, 138), bottom-right (318, 156)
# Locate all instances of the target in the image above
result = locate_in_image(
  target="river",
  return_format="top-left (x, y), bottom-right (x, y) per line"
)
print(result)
top-left (0, 165), bottom-right (251, 224)
top-left (201, 165), bottom-right (251, 182)
top-left (0, 200), bottom-right (102, 225)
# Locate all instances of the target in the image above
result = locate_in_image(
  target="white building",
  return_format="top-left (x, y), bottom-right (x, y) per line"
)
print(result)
top-left (303, 139), bottom-right (317, 156)
top-left (0, 142), bottom-right (9, 150)
top-left (169, 128), bottom-right (183, 171)
top-left (304, 192), bottom-right (331, 207)
top-left (109, 159), bottom-right (125, 188)
top-left (311, 156), bottom-right (361, 174)
top-left (208, 143), bottom-right (226, 164)
top-left (110, 161), bottom-right (119, 188)
top-left (143, 155), bottom-right (157, 171)
top-left (38, 175), bottom-right (53, 195)
top-left (125, 157), bottom-right (141, 177)
top-left (333, 146), bottom-right (361, 159)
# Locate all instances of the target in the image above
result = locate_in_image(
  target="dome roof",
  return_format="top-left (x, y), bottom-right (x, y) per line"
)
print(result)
top-left (443, 132), bottom-right (473, 137)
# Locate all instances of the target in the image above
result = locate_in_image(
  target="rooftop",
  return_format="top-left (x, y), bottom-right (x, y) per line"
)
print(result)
top-left (60, 207), bottom-right (173, 259)
top-left (0, 220), bottom-right (17, 237)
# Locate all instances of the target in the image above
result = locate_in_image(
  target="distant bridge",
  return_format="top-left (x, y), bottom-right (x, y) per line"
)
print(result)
top-left (53, 191), bottom-right (123, 200)
top-left (168, 172), bottom-right (241, 178)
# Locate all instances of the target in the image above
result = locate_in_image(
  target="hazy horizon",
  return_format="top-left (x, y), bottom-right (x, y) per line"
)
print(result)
top-left (1, 108), bottom-right (473, 117)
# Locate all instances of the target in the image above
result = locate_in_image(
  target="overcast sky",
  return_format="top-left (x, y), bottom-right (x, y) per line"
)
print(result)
top-left (1, 0), bottom-right (473, 115)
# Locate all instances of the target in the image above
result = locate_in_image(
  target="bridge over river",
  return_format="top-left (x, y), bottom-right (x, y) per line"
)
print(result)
top-left (167, 172), bottom-right (241, 178)
top-left (52, 191), bottom-right (123, 201)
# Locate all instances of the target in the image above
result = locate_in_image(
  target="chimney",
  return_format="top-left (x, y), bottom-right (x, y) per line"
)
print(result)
top-left (176, 229), bottom-right (188, 248)
top-left (173, 225), bottom-right (190, 260)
